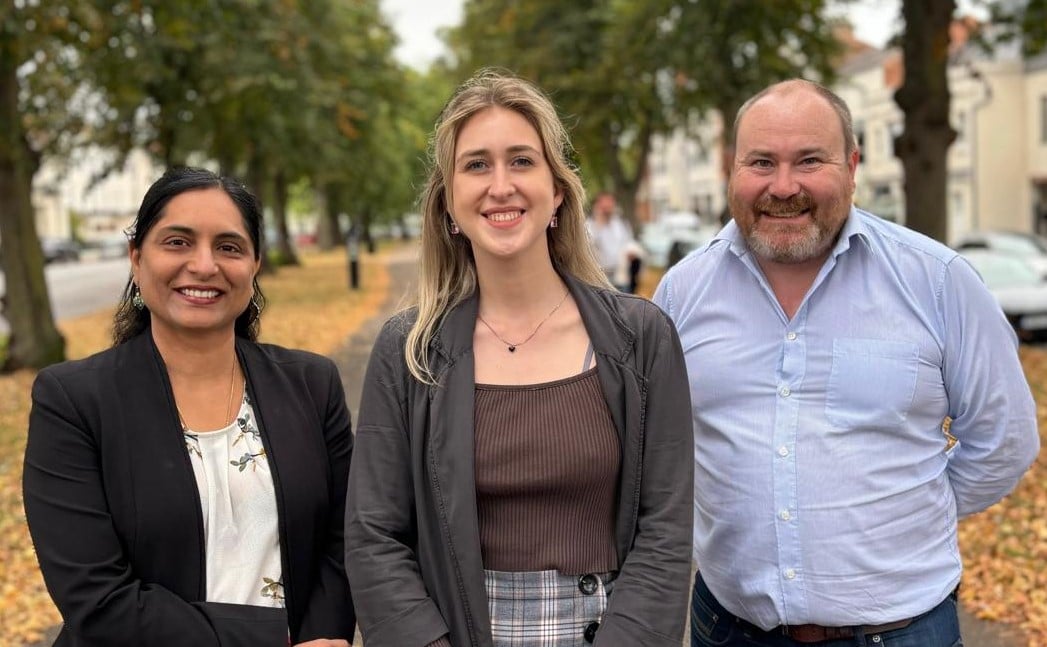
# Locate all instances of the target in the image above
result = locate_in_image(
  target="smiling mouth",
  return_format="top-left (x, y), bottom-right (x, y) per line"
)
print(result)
top-left (485, 210), bottom-right (523, 223)
top-left (178, 288), bottom-right (221, 299)
top-left (761, 209), bottom-right (811, 219)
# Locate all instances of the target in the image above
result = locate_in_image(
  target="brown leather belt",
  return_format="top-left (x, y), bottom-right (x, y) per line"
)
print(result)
top-left (778, 617), bottom-right (914, 643)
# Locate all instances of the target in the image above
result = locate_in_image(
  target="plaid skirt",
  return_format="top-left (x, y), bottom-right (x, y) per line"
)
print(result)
top-left (485, 569), bottom-right (615, 647)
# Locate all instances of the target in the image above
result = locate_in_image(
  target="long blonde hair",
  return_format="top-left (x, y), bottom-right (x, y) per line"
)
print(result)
top-left (406, 69), bottom-right (609, 384)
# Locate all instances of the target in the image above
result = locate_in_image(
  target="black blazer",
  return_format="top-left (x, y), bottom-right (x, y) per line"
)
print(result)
top-left (23, 332), bottom-right (355, 646)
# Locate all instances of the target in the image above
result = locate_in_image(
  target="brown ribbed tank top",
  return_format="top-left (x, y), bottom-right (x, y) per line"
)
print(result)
top-left (474, 367), bottom-right (620, 575)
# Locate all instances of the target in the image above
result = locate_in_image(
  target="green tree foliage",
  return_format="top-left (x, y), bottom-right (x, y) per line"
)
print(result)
top-left (988, 0), bottom-right (1047, 57)
top-left (1, 0), bottom-right (423, 368)
top-left (445, 0), bottom-right (842, 226)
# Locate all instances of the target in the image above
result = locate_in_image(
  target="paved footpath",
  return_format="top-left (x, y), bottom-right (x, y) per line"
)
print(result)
top-left (26, 245), bottom-right (1028, 646)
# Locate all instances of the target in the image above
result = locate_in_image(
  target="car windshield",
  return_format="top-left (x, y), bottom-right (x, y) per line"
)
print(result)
top-left (966, 254), bottom-right (1042, 289)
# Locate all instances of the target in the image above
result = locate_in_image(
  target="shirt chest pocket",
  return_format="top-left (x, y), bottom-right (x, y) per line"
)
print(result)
top-left (825, 338), bottom-right (920, 429)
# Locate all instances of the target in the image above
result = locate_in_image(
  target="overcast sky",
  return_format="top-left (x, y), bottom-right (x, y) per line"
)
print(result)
top-left (380, 0), bottom-right (989, 70)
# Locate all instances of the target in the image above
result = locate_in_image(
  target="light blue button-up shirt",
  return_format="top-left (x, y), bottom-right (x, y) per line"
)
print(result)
top-left (653, 208), bottom-right (1039, 630)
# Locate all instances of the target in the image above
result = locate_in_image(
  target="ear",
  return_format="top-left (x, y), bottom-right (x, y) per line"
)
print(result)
top-left (847, 147), bottom-right (860, 181)
top-left (553, 183), bottom-right (564, 211)
top-left (129, 242), bottom-right (140, 275)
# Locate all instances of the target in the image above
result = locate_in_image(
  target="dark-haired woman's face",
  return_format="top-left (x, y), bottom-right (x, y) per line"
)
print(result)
top-left (130, 188), bottom-right (260, 342)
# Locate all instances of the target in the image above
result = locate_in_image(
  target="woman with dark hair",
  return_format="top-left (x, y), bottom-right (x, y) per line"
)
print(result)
top-left (24, 167), bottom-right (354, 647)
top-left (345, 71), bottom-right (693, 647)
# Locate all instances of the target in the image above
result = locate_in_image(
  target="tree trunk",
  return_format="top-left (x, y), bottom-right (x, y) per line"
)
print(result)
top-left (894, 0), bottom-right (957, 242)
top-left (0, 50), bottom-right (65, 370)
top-left (316, 183), bottom-right (342, 251)
top-left (361, 208), bottom-right (376, 254)
top-left (717, 97), bottom-right (743, 225)
top-left (245, 155), bottom-right (275, 274)
top-left (605, 119), bottom-right (653, 229)
top-left (270, 168), bottom-right (299, 266)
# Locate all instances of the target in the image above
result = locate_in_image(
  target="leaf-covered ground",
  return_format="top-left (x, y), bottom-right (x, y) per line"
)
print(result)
top-left (0, 248), bottom-right (391, 645)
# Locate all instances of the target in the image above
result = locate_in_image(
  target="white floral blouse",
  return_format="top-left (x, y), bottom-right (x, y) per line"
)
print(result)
top-left (183, 389), bottom-right (284, 608)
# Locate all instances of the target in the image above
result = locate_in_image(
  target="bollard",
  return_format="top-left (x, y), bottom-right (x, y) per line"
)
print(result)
top-left (346, 226), bottom-right (360, 290)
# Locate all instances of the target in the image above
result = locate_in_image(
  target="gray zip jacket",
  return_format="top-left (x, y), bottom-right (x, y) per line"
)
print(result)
top-left (346, 275), bottom-right (693, 647)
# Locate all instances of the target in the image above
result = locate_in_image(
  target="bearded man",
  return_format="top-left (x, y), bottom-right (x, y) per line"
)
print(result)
top-left (654, 79), bottom-right (1039, 647)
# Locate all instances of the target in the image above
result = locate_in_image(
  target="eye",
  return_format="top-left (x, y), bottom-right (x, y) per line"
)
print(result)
top-left (750, 159), bottom-right (773, 169)
top-left (799, 157), bottom-right (821, 166)
top-left (218, 242), bottom-right (244, 254)
top-left (511, 156), bottom-right (535, 168)
top-left (463, 158), bottom-right (488, 171)
top-left (163, 237), bottom-right (190, 247)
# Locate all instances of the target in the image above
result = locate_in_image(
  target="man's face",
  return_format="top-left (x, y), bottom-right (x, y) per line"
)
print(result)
top-left (593, 193), bottom-right (616, 217)
top-left (728, 88), bottom-right (858, 265)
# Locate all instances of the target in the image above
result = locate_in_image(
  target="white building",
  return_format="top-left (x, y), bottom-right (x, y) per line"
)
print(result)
top-left (31, 147), bottom-right (160, 243)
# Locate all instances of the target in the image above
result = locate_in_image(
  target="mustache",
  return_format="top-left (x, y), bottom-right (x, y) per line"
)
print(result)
top-left (754, 192), bottom-right (814, 215)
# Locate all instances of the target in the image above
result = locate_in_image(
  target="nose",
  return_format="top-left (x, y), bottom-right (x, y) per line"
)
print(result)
top-left (488, 163), bottom-right (516, 199)
top-left (187, 246), bottom-right (219, 275)
top-left (768, 165), bottom-right (800, 199)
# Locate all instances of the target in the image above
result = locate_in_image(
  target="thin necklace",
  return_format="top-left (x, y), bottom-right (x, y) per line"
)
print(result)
top-left (477, 289), bottom-right (570, 353)
top-left (177, 361), bottom-right (238, 432)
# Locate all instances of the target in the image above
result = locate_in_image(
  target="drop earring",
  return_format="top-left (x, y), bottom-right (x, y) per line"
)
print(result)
top-left (131, 284), bottom-right (145, 310)
top-left (549, 214), bottom-right (559, 229)
top-left (450, 221), bottom-right (460, 235)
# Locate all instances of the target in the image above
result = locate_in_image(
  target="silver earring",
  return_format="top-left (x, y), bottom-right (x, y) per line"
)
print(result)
top-left (550, 215), bottom-right (559, 229)
top-left (131, 284), bottom-right (145, 310)
top-left (450, 221), bottom-right (460, 235)
top-left (250, 294), bottom-right (263, 316)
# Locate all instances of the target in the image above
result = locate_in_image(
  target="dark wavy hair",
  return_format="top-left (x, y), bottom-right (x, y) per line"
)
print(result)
top-left (112, 167), bottom-right (267, 345)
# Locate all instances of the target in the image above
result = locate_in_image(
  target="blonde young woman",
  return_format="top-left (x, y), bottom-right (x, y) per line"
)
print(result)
top-left (345, 71), bottom-right (693, 647)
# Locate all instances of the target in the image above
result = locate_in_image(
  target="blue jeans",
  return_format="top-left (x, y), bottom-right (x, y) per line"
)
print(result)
top-left (690, 573), bottom-right (963, 647)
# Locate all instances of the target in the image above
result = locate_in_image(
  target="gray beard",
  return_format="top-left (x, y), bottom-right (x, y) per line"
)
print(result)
top-left (746, 223), bottom-right (832, 264)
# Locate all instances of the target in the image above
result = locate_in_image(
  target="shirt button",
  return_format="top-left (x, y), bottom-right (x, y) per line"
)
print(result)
top-left (784, 568), bottom-right (796, 580)
top-left (578, 574), bottom-right (598, 596)
top-left (780, 386), bottom-right (791, 397)
top-left (778, 446), bottom-right (789, 457)
top-left (786, 332), bottom-right (797, 341)
top-left (780, 510), bottom-right (791, 521)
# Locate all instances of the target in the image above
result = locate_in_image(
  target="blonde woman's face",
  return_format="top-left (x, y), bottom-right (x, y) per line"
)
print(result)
top-left (450, 106), bottom-right (563, 267)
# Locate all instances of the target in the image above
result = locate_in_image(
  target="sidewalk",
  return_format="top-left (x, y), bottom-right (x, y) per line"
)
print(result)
top-left (330, 242), bottom-right (418, 424)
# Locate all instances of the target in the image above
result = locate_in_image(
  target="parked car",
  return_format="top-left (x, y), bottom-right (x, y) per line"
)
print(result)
top-left (953, 230), bottom-right (1047, 279)
top-left (640, 212), bottom-right (718, 268)
top-left (41, 238), bottom-right (81, 264)
top-left (960, 249), bottom-right (1047, 342)
top-left (81, 235), bottom-right (129, 261)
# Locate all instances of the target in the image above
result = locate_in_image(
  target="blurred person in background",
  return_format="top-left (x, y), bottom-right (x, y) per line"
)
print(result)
top-left (655, 79), bottom-right (1040, 647)
top-left (23, 167), bottom-right (354, 647)
top-left (346, 70), bottom-right (693, 647)
top-left (587, 191), bottom-right (642, 293)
